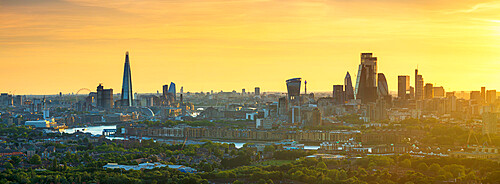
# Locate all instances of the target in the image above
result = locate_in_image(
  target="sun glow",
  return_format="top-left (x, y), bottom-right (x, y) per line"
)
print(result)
top-left (0, 0), bottom-right (499, 94)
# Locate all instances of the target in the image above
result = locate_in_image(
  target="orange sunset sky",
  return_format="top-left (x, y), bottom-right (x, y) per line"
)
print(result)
top-left (1, 0), bottom-right (499, 95)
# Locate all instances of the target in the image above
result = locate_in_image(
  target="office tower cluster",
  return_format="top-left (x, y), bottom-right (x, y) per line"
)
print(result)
top-left (391, 66), bottom-right (499, 135)
top-left (329, 53), bottom-right (391, 121)
top-left (69, 52), bottom-right (194, 122)
top-left (161, 82), bottom-right (177, 105)
top-left (259, 78), bottom-right (322, 128)
top-left (2, 51), bottom-right (497, 136)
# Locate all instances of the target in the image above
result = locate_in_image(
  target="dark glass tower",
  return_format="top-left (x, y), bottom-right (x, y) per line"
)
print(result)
top-left (355, 53), bottom-right (378, 103)
top-left (121, 51), bottom-right (133, 106)
top-left (344, 72), bottom-right (354, 101)
top-left (377, 73), bottom-right (388, 97)
top-left (333, 85), bottom-right (345, 104)
top-left (286, 78), bottom-right (301, 106)
top-left (168, 82), bottom-right (176, 102)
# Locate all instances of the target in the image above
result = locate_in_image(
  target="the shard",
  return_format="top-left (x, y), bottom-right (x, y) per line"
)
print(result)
top-left (121, 51), bottom-right (133, 106)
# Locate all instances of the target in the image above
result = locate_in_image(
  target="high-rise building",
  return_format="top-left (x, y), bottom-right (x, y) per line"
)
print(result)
top-left (162, 84), bottom-right (168, 98)
top-left (446, 92), bottom-right (455, 97)
top-left (13, 95), bottom-right (22, 107)
top-left (120, 52), bottom-right (133, 106)
top-left (180, 86), bottom-right (184, 94)
top-left (415, 69), bottom-right (424, 100)
top-left (482, 112), bottom-right (499, 135)
top-left (409, 86), bottom-right (415, 98)
top-left (424, 83), bottom-right (434, 99)
top-left (304, 80), bottom-right (308, 94)
top-left (344, 72), bottom-right (354, 101)
top-left (255, 87), bottom-right (261, 95)
top-left (278, 97), bottom-right (288, 116)
top-left (0, 93), bottom-right (13, 107)
top-left (377, 73), bottom-right (389, 97)
top-left (168, 82), bottom-right (176, 102)
top-left (242, 88), bottom-right (246, 95)
top-left (398, 75), bottom-right (410, 99)
top-left (470, 91), bottom-right (482, 104)
top-left (445, 94), bottom-right (457, 114)
top-left (97, 84), bottom-right (113, 109)
top-left (286, 78), bottom-right (301, 106)
top-left (332, 85), bottom-right (344, 104)
top-left (434, 86), bottom-right (445, 97)
top-left (481, 87), bottom-right (486, 104)
top-left (355, 53), bottom-right (378, 103)
top-left (486, 90), bottom-right (497, 104)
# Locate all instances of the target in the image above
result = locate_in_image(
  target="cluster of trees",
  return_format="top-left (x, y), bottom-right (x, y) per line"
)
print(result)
top-left (0, 167), bottom-right (208, 184)
top-left (272, 150), bottom-right (311, 160)
top-left (337, 114), bottom-right (366, 124)
top-left (0, 140), bottom-right (241, 183)
top-left (202, 154), bottom-right (500, 183)
top-left (0, 124), bottom-right (41, 139)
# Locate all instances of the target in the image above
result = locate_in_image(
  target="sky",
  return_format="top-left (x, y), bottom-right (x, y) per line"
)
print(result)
top-left (1, 0), bottom-right (499, 95)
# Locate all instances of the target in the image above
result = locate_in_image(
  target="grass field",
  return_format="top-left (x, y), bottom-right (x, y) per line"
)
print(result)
top-left (253, 160), bottom-right (293, 166)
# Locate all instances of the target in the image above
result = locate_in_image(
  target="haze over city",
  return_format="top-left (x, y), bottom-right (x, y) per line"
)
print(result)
top-left (1, 0), bottom-right (500, 94)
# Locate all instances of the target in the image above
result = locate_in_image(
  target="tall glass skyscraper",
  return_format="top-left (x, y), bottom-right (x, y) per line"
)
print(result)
top-left (377, 73), bottom-right (389, 97)
top-left (398, 75), bottom-right (410, 99)
top-left (168, 82), bottom-right (176, 102)
top-left (286, 78), bottom-right (301, 106)
top-left (121, 52), bottom-right (133, 106)
top-left (344, 72), bottom-right (354, 101)
top-left (355, 53), bottom-right (378, 103)
top-left (415, 69), bottom-right (424, 100)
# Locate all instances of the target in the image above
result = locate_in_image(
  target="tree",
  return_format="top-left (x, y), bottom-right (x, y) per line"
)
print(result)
top-left (399, 159), bottom-right (411, 168)
top-left (416, 163), bottom-right (428, 172)
top-left (29, 154), bottom-right (42, 165)
top-left (317, 161), bottom-right (327, 169)
top-left (10, 156), bottom-right (21, 166)
top-left (3, 162), bottom-right (13, 169)
top-left (484, 171), bottom-right (500, 183)
top-left (169, 157), bottom-right (176, 163)
top-left (201, 163), bottom-right (214, 172)
top-left (264, 145), bottom-right (275, 153)
top-left (463, 171), bottom-right (477, 182)
top-left (428, 163), bottom-right (441, 174)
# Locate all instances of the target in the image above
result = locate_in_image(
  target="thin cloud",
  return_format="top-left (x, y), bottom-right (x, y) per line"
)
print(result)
top-left (443, 1), bottom-right (500, 14)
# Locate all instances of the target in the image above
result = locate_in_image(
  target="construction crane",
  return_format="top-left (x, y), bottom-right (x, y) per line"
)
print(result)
top-left (466, 124), bottom-right (480, 148)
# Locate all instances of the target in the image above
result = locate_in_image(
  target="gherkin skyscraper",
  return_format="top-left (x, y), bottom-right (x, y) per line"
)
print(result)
top-left (121, 51), bottom-right (133, 106)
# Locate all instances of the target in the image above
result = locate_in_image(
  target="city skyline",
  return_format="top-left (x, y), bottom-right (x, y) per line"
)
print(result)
top-left (1, 1), bottom-right (499, 183)
top-left (1, 0), bottom-right (500, 94)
